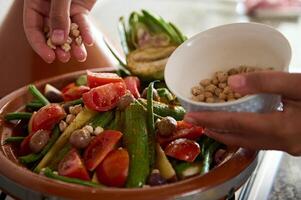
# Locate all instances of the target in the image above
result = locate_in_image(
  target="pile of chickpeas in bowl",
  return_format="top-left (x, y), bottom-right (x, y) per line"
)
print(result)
top-left (190, 66), bottom-right (273, 103)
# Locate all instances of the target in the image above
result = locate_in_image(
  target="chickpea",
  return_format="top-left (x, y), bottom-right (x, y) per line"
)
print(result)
top-left (206, 97), bottom-right (215, 103)
top-left (211, 77), bottom-right (219, 85)
top-left (191, 86), bottom-right (204, 96)
top-left (214, 88), bottom-right (222, 96)
top-left (69, 129), bottom-right (91, 149)
top-left (59, 120), bottom-right (67, 132)
top-left (196, 94), bottom-right (205, 102)
top-left (69, 104), bottom-right (83, 115)
top-left (228, 68), bottom-right (239, 75)
top-left (156, 116), bottom-right (177, 137)
top-left (66, 114), bottom-right (76, 124)
top-left (29, 130), bottom-right (50, 153)
top-left (218, 83), bottom-right (227, 89)
top-left (204, 91), bottom-right (213, 98)
top-left (216, 71), bottom-right (228, 83)
top-left (199, 79), bottom-right (211, 87)
top-left (219, 93), bottom-right (227, 100)
top-left (142, 88), bottom-right (160, 101)
top-left (117, 93), bottom-right (136, 110)
top-left (234, 92), bottom-right (242, 99)
top-left (205, 84), bottom-right (217, 93)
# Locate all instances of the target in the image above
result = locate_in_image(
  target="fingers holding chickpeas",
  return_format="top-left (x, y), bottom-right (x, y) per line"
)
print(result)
top-left (23, 0), bottom-right (96, 63)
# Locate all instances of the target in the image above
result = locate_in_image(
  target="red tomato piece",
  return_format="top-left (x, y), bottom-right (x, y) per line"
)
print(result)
top-left (87, 71), bottom-right (123, 88)
top-left (164, 138), bottom-right (200, 162)
top-left (83, 82), bottom-right (127, 112)
top-left (96, 148), bottom-right (129, 187)
top-left (62, 85), bottom-right (90, 101)
top-left (123, 76), bottom-right (141, 98)
top-left (84, 130), bottom-right (123, 171)
top-left (30, 104), bottom-right (66, 133)
top-left (58, 148), bottom-right (90, 181)
top-left (19, 132), bottom-right (34, 156)
top-left (157, 121), bottom-right (204, 147)
top-left (61, 83), bottom-right (76, 94)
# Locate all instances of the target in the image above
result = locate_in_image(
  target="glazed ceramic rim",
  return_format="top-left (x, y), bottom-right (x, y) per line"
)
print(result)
top-left (165, 22), bottom-right (292, 108)
top-left (0, 68), bottom-right (257, 199)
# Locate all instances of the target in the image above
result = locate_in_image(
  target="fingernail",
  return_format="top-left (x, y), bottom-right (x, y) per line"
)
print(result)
top-left (51, 29), bottom-right (65, 44)
top-left (228, 75), bottom-right (246, 89)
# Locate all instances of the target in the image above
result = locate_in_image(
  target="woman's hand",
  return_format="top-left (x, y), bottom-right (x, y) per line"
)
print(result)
top-left (23, 0), bottom-right (96, 63)
top-left (184, 71), bottom-right (301, 156)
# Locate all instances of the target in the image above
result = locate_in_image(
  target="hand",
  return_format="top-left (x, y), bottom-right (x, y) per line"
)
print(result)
top-left (23, 0), bottom-right (96, 63)
top-left (184, 71), bottom-right (301, 156)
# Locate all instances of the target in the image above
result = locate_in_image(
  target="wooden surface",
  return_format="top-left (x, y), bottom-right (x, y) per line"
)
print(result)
top-left (0, 0), bottom-right (117, 97)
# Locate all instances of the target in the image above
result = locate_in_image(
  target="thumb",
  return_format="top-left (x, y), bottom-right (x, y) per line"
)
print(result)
top-left (50, 0), bottom-right (71, 45)
top-left (228, 71), bottom-right (301, 100)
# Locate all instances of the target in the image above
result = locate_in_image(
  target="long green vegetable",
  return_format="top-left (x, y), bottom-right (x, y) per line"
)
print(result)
top-left (118, 17), bottom-right (130, 55)
top-left (4, 112), bottom-right (32, 121)
top-left (146, 81), bottom-right (158, 169)
top-left (200, 142), bottom-right (221, 175)
top-left (20, 126), bottom-right (60, 164)
top-left (89, 111), bottom-right (114, 129)
top-left (61, 98), bottom-right (83, 111)
top-left (124, 102), bottom-right (150, 188)
top-left (48, 144), bottom-right (72, 170)
top-left (28, 84), bottom-right (50, 106)
top-left (26, 102), bottom-right (44, 111)
top-left (4, 136), bottom-right (25, 144)
top-left (43, 168), bottom-right (102, 187)
top-left (138, 98), bottom-right (186, 120)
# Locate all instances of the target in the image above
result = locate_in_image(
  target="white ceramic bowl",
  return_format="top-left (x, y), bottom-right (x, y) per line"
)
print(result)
top-left (165, 23), bottom-right (291, 113)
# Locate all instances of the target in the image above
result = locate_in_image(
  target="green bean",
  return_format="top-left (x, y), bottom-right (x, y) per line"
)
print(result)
top-left (4, 136), bottom-right (25, 144)
top-left (146, 81), bottom-right (158, 169)
top-left (4, 112), bottom-right (32, 121)
top-left (28, 84), bottom-right (50, 106)
top-left (200, 142), bottom-right (221, 175)
top-left (62, 98), bottom-right (83, 111)
top-left (89, 111), bottom-right (114, 129)
top-left (43, 168), bottom-right (102, 187)
top-left (48, 144), bottom-right (72, 170)
top-left (26, 102), bottom-right (44, 111)
top-left (103, 37), bottom-right (128, 68)
top-left (20, 126), bottom-right (60, 164)
top-left (118, 17), bottom-right (130, 55)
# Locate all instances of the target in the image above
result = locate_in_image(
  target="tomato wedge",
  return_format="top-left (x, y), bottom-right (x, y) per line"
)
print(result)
top-left (30, 104), bottom-right (66, 133)
top-left (62, 83), bottom-right (90, 101)
top-left (96, 148), bottom-right (129, 187)
top-left (83, 130), bottom-right (123, 171)
top-left (87, 71), bottom-right (123, 88)
top-left (83, 82), bottom-right (127, 112)
top-left (165, 138), bottom-right (200, 162)
top-left (123, 76), bottom-right (141, 98)
top-left (58, 148), bottom-right (90, 181)
top-left (157, 121), bottom-right (204, 147)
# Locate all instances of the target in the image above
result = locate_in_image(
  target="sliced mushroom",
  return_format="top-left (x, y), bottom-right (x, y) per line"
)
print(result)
top-left (29, 130), bottom-right (50, 153)
top-left (156, 116), bottom-right (177, 137)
